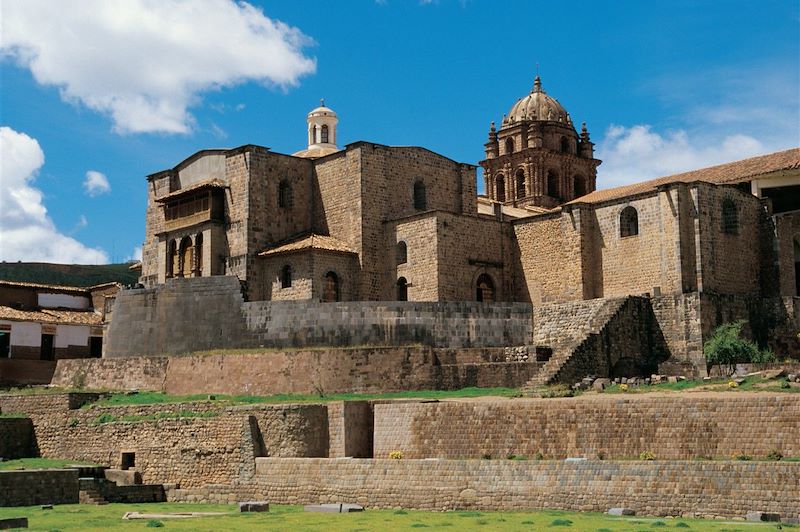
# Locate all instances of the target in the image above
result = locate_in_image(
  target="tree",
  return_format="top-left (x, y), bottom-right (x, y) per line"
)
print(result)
top-left (704, 321), bottom-right (773, 375)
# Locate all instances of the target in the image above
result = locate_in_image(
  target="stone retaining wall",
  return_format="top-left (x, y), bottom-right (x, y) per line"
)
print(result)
top-left (0, 393), bottom-right (101, 415)
top-left (373, 395), bottom-right (800, 460)
top-left (105, 276), bottom-right (534, 357)
top-left (253, 458), bottom-right (800, 518)
top-left (0, 418), bottom-right (36, 460)
top-left (20, 402), bottom-right (328, 488)
top-left (0, 470), bottom-right (79, 507)
top-left (51, 348), bottom-right (534, 395)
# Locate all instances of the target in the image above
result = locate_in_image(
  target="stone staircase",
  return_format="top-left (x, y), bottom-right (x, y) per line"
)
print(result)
top-left (79, 483), bottom-right (108, 505)
top-left (522, 297), bottom-right (631, 390)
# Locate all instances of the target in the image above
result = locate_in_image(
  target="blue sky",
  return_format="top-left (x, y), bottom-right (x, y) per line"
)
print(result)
top-left (1, 0), bottom-right (798, 264)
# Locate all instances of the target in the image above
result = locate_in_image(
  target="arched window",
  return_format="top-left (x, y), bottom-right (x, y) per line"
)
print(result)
top-left (722, 199), bottom-right (738, 234)
top-left (166, 239), bottom-right (177, 278)
top-left (560, 136), bottom-right (569, 153)
top-left (278, 180), bottom-right (293, 208)
top-left (573, 175), bottom-right (586, 197)
top-left (413, 180), bottom-right (427, 210)
top-left (396, 241), bottom-right (407, 265)
top-left (322, 271), bottom-right (339, 302)
top-left (620, 206), bottom-right (639, 237)
top-left (178, 236), bottom-right (193, 277)
top-left (281, 264), bottom-right (292, 289)
top-left (496, 175), bottom-right (506, 202)
top-left (397, 277), bottom-right (408, 301)
top-left (505, 137), bottom-right (514, 155)
top-left (515, 169), bottom-right (526, 199)
top-left (311, 125), bottom-right (317, 144)
top-left (194, 233), bottom-right (203, 277)
top-left (321, 124), bottom-right (329, 144)
top-left (547, 171), bottom-right (559, 199)
top-left (476, 273), bottom-right (495, 302)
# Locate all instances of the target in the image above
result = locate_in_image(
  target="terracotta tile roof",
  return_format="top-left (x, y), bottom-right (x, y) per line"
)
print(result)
top-left (258, 234), bottom-right (357, 257)
top-left (569, 148), bottom-right (800, 205)
top-left (0, 306), bottom-right (102, 325)
top-left (154, 178), bottom-right (228, 202)
top-left (0, 280), bottom-right (89, 295)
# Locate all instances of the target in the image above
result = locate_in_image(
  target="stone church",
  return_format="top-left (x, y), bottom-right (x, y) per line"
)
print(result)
top-left (139, 76), bottom-right (800, 307)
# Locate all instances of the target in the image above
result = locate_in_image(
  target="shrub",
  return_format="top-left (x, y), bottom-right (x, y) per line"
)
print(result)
top-left (145, 520), bottom-right (164, 528)
top-left (703, 321), bottom-right (762, 375)
top-left (619, 383), bottom-right (629, 392)
top-left (733, 453), bottom-right (752, 461)
top-left (67, 418), bottom-right (79, 428)
top-left (388, 450), bottom-right (404, 459)
top-left (766, 449), bottom-right (783, 461)
top-left (533, 451), bottom-right (544, 460)
top-left (639, 450), bottom-right (655, 461)
top-left (550, 518), bottom-right (573, 526)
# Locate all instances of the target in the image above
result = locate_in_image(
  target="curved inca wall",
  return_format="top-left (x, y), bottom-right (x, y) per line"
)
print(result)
top-left (105, 276), bottom-right (533, 357)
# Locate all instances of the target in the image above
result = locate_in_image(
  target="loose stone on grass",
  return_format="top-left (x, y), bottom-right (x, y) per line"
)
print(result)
top-left (745, 511), bottom-right (781, 522)
top-left (238, 501), bottom-right (269, 512)
top-left (304, 503), bottom-right (364, 513)
top-left (607, 508), bottom-right (635, 516)
top-left (0, 518), bottom-right (28, 530)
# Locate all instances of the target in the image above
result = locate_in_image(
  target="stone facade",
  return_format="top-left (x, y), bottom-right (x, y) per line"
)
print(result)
top-left (113, 80), bottom-right (800, 381)
top-left (0, 417), bottom-right (36, 459)
top-left (51, 347), bottom-right (534, 395)
top-left (0, 470), bottom-right (79, 507)
top-left (253, 458), bottom-right (800, 518)
top-left (372, 395), bottom-right (800, 460)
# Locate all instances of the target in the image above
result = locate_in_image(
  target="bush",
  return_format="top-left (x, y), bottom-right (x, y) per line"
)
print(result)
top-left (639, 450), bottom-right (655, 460)
top-left (388, 450), bottom-right (404, 459)
top-left (733, 453), bottom-right (752, 461)
top-left (145, 520), bottom-right (164, 528)
top-left (703, 321), bottom-right (764, 375)
top-left (766, 449), bottom-right (783, 461)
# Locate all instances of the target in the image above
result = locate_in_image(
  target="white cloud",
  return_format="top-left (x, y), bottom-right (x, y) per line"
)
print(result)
top-left (596, 124), bottom-right (773, 188)
top-left (1, 0), bottom-right (316, 134)
top-left (83, 170), bottom-right (111, 196)
top-left (125, 246), bottom-right (142, 262)
top-left (0, 126), bottom-right (109, 263)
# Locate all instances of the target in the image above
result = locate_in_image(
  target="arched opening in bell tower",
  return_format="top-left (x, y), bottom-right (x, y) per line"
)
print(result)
top-left (496, 175), bottom-right (506, 202)
top-left (515, 169), bottom-right (526, 199)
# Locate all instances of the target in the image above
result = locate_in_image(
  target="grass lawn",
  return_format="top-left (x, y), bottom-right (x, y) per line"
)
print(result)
top-left (0, 503), bottom-right (787, 532)
top-left (80, 387), bottom-right (521, 408)
top-left (0, 458), bottom-right (98, 471)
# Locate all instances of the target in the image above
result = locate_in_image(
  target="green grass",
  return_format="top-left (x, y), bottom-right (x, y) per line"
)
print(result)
top-left (0, 412), bottom-right (28, 418)
top-left (0, 504), bottom-right (776, 531)
top-left (84, 387), bottom-right (520, 408)
top-left (603, 375), bottom-right (800, 394)
top-left (0, 458), bottom-right (99, 471)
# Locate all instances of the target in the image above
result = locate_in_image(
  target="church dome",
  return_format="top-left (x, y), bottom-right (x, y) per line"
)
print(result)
top-left (506, 76), bottom-right (571, 125)
top-left (308, 102), bottom-right (337, 118)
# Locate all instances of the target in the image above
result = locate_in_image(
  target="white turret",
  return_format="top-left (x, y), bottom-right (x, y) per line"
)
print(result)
top-left (294, 99), bottom-right (340, 159)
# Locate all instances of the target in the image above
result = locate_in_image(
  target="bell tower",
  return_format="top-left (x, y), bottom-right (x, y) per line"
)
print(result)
top-left (480, 76), bottom-right (600, 209)
top-left (307, 99), bottom-right (338, 151)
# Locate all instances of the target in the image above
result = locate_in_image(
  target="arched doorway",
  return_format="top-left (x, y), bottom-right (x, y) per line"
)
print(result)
top-left (397, 277), bottom-right (408, 301)
top-left (322, 271), bottom-right (339, 302)
top-left (178, 236), bottom-right (192, 277)
top-left (194, 233), bottom-right (203, 277)
top-left (166, 240), bottom-right (177, 278)
top-left (476, 273), bottom-right (495, 302)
